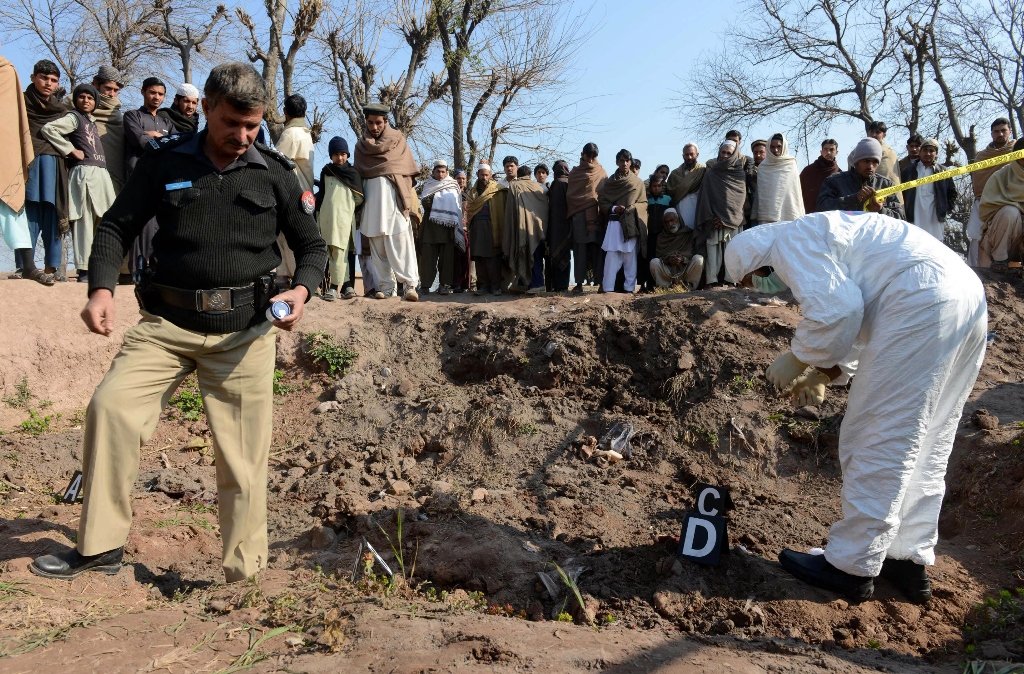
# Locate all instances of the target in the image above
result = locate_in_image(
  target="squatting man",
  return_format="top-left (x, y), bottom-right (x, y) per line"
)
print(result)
top-left (728, 210), bottom-right (986, 604)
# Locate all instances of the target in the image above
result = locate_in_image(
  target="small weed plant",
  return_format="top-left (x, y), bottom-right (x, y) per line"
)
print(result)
top-left (170, 374), bottom-right (204, 421)
top-left (305, 332), bottom-right (358, 377)
top-left (19, 409), bottom-right (56, 436)
top-left (272, 369), bottom-right (294, 396)
top-left (3, 377), bottom-right (32, 409)
top-left (963, 587), bottom-right (1024, 658)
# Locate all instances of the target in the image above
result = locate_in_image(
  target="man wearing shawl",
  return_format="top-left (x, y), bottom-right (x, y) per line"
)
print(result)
top-left (503, 165), bottom-right (548, 293)
top-left (755, 133), bottom-right (805, 225)
top-left (1, 57), bottom-right (53, 285)
top-left (978, 138), bottom-right (1024, 271)
top-left (355, 102), bottom-right (421, 301)
top-left (650, 209), bottom-right (703, 290)
top-left (158, 83), bottom-right (201, 135)
top-left (667, 144), bottom-right (705, 230)
top-left (88, 66), bottom-right (126, 193)
top-left (123, 77), bottom-right (173, 177)
top-left (40, 84), bottom-right (117, 283)
top-left (22, 59), bottom-right (70, 281)
top-left (315, 136), bottom-right (362, 300)
top-left (901, 138), bottom-right (956, 241)
top-left (800, 139), bottom-right (840, 213)
top-left (818, 138), bottom-right (904, 220)
top-left (545, 160), bottom-right (572, 292)
top-left (466, 162), bottom-right (505, 294)
top-left (598, 149), bottom-right (648, 293)
top-left (418, 159), bottom-right (463, 295)
top-left (968, 118), bottom-right (1015, 266)
top-left (567, 142), bottom-right (608, 294)
top-left (694, 140), bottom-right (748, 285)
top-left (847, 121), bottom-right (902, 203)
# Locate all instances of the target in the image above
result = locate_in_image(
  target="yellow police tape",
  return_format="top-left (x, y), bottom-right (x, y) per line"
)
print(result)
top-left (862, 148), bottom-right (1024, 209)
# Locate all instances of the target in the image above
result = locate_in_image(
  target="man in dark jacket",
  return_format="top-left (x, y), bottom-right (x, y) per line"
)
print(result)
top-left (817, 138), bottom-right (904, 219)
top-left (900, 137), bottom-right (957, 241)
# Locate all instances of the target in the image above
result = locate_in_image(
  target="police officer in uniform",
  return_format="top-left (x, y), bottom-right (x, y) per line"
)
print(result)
top-left (30, 62), bottom-right (328, 583)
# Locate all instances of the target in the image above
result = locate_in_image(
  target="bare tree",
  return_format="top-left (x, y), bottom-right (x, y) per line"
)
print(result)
top-left (316, 0), bottom-right (447, 139)
top-left (0, 0), bottom-right (93, 86)
top-left (73, 0), bottom-right (162, 80)
top-left (938, 0), bottom-right (1024, 138)
top-left (148, 0), bottom-right (229, 83)
top-left (236, 0), bottom-right (324, 126)
top-left (679, 0), bottom-right (906, 138)
top-left (461, 7), bottom-right (586, 168)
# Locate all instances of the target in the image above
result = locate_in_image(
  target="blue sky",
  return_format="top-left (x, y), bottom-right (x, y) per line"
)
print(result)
top-left (3, 0), bottom-right (878, 174)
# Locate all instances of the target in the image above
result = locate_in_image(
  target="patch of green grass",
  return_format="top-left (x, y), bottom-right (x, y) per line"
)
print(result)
top-left (962, 662), bottom-right (1024, 674)
top-left (213, 624), bottom-right (294, 674)
top-left (0, 580), bottom-right (29, 601)
top-left (690, 424), bottom-right (718, 448)
top-left (272, 369), bottom-right (294, 396)
top-left (515, 421), bottom-right (538, 436)
top-left (3, 377), bottom-right (32, 409)
top-left (182, 502), bottom-right (217, 516)
top-left (170, 375), bottom-right (204, 421)
top-left (963, 587), bottom-right (1024, 651)
top-left (154, 515), bottom-right (216, 531)
top-left (730, 374), bottom-right (756, 395)
top-left (19, 409), bottom-right (56, 436)
top-left (304, 332), bottom-right (358, 377)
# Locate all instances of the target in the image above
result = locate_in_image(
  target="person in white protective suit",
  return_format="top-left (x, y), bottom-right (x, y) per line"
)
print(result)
top-left (725, 211), bottom-right (987, 604)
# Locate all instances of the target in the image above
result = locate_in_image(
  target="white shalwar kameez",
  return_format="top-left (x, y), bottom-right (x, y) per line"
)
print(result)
top-left (912, 163), bottom-right (944, 240)
top-left (601, 218), bottom-right (637, 291)
top-left (361, 176), bottom-right (419, 295)
top-left (725, 211), bottom-right (987, 577)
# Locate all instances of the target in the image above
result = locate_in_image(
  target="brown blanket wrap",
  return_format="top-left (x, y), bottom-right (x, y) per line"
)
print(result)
top-left (973, 140), bottom-right (1017, 198)
top-left (599, 170), bottom-right (649, 258)
top-left (666, 162), bottom-right (706, 203)
top-left (566, 160), bottom-right (607, 229)
top-left (354, 125), bottom-right (421, 225)
top-left (0, 58), bottom-right (34, 213)
top-left (694, 150), bottom-right (747, 236)
top-left (503, 179), bottom-right (547, 285)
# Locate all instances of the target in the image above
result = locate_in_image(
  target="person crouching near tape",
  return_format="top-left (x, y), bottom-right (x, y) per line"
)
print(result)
top-left (726, 210), bottom-right (986, 604)
top-left (30, 62), bottom-right (328, 583)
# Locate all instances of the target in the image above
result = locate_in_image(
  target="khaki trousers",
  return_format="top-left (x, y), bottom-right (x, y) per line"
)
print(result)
top-left (979, 204), bottom-right (1023, 267)
top-left (78, 312), bottom-right (277, 582)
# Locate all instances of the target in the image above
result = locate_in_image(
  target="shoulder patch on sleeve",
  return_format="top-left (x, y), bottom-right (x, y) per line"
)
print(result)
top-left (255, 142), bottom-right (296, 170)
top-left (300, 190), bottom-right (315, 215)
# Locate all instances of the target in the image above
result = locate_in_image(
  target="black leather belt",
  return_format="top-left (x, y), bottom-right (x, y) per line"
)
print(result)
top-left (151, 282), bottom-right (256, 313)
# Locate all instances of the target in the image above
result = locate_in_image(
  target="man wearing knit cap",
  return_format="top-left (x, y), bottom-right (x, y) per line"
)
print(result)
top-left (900, 137), bottom-right (956, 241)
top-left (316, 136), bottom-right (363, 300)
top-left (817, 138), bottom-right (904, 219)
top-left (40, 83), bottom-right (117, 282)
top-left (89, 65), bottom-right (126, 192)
top-left (751, 140), bottom-right (768, 168)
top-left (158, 83), bottom-right (200, 134)
top-left (354, 101), bottom-right (421, 301)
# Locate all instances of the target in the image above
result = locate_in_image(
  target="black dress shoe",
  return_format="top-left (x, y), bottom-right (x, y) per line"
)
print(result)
top-left (29, 547), bottom-right (123, 579)
top-left (880, 558), bottom-right (932, 604)
top-left (778, 548), bottom-right (874, 601)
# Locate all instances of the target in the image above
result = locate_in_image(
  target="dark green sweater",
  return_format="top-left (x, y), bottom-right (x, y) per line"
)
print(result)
top-left (88, 132), bottom-right (327, 333)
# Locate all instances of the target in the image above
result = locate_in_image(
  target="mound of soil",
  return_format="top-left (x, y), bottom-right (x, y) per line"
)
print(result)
top-left (1, 274), bottom-right (1022, 671)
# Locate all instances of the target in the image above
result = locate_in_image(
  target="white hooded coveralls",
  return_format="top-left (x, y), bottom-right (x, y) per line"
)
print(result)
top-left (725, 211), bottom-right (987, 577)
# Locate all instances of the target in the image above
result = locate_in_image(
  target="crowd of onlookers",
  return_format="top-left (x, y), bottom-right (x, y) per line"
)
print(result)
top-left (4, 56), bottom-right (1023, 300)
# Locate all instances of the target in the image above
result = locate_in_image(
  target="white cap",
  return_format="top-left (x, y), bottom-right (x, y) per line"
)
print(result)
top-left (176, 83), bottom-right (200, 100)
top-left (478, 162), bottom-right (492, 172)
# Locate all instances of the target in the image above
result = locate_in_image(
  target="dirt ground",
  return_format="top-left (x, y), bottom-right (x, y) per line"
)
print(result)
top-left (0, 273), bottom-right (1022, 673)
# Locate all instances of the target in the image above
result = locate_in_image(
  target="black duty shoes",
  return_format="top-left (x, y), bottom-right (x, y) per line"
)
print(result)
top-left (880, 558), bottom-right (932, 605)
top-left (778, 548), bottom-right (874, 601)
top-left (29, 547), bottom-right (124, 580)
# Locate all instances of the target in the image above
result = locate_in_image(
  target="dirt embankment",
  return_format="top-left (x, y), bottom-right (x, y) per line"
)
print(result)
top-left (0, 275), bottom-right (1022, 672)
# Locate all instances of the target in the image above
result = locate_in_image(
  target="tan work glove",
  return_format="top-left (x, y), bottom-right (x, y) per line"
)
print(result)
top-left (765, 351), bottom-right (808, 390)
top-left (790, 369), bottom-right (831, 407)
